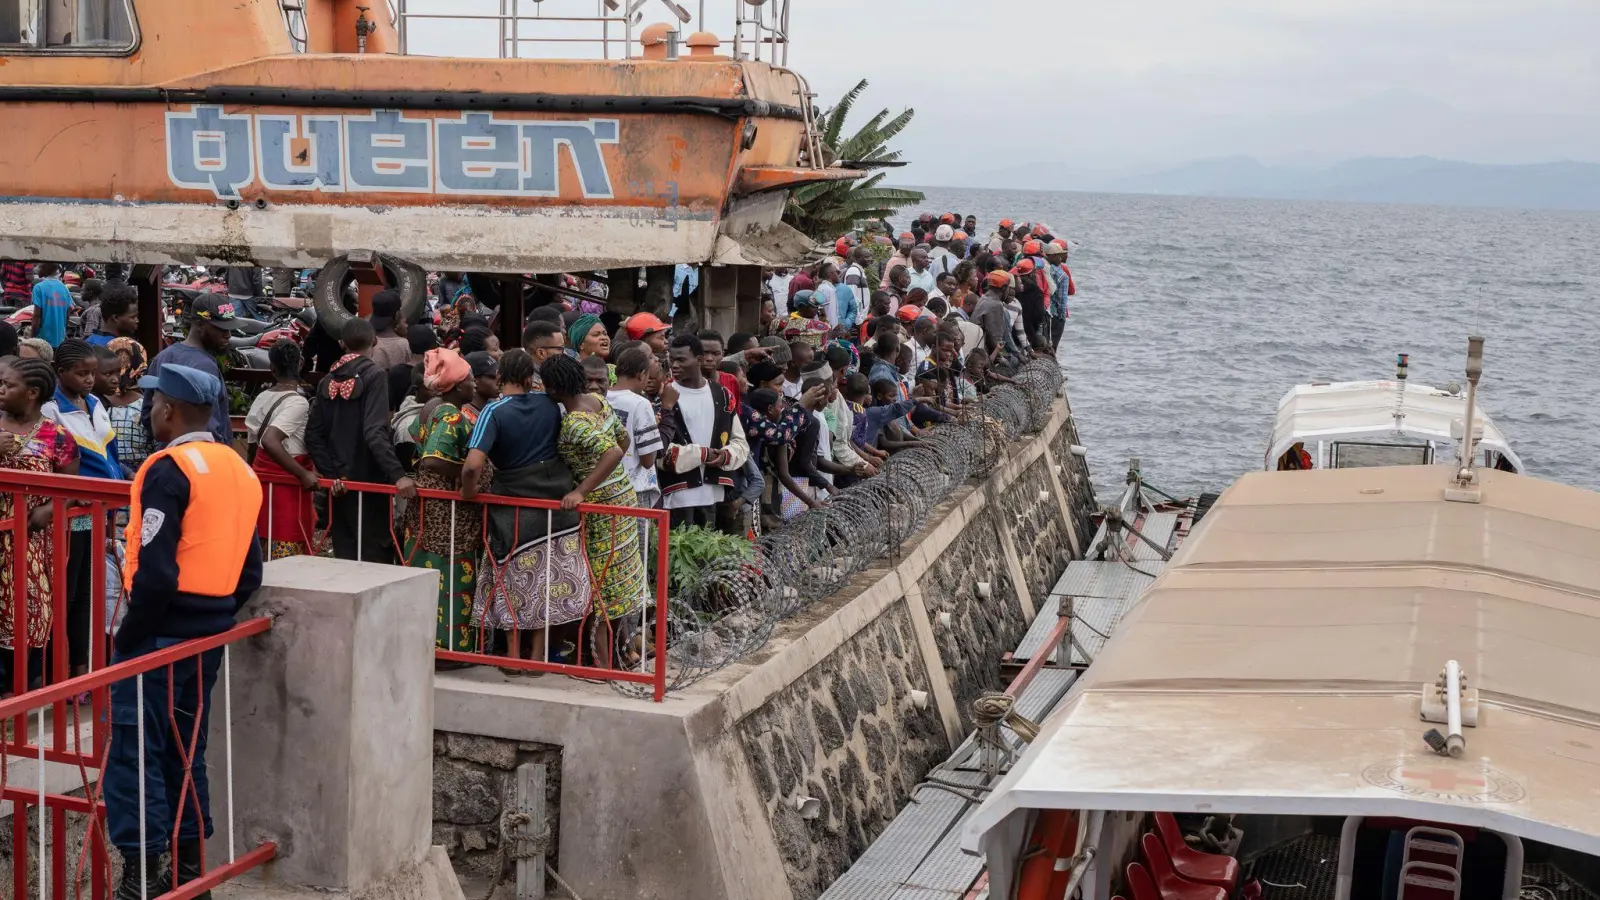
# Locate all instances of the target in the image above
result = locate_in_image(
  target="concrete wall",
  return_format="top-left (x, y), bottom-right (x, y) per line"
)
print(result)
top-left (433, 394), bottom-right (1099, 900)
top-left (213, 558), bottom-right (463, 900)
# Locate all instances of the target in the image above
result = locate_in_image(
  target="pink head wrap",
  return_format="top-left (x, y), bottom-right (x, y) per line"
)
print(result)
top-left (423, 347), bottom-right (472, 393)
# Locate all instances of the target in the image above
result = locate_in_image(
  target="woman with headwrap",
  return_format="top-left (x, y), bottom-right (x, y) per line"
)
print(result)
top-left (402, 347), bottom-right (488, 657)
top-left (567, 313), bottom-right (615, 386)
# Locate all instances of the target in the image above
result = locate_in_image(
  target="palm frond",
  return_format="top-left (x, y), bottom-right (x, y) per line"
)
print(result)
top-left (783, 81), bottom-right (919, 240)
top-left (819, 78), bottom-right (868, 149)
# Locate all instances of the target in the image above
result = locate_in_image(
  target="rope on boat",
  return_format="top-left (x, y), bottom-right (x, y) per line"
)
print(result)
top-left (973, 692), bottom-right (1041, 744)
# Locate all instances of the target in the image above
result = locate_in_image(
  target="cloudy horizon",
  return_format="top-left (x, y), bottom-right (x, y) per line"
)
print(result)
top-left (410, 0), bottom-right (1600, 188)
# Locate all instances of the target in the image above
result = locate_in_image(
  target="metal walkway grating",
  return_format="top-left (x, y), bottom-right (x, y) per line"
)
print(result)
top-left (1243, 833), bottom-right (1339, 900)
top-left (1012, 560), bottom-right (1163, 664)
top-left (818, 772), bottom-right (985, 900)
top-left (1128, 511), bottom-right (1178, 561)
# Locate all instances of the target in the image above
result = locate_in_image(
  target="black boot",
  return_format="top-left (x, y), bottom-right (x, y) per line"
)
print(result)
top-left (173, 839), bottom-right (213, 900)
top-left (114, 853), bottom-right (163, 900)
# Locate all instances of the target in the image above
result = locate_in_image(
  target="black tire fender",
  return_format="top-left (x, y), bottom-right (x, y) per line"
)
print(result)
top-left (312, 253), bottom-right (427, 337)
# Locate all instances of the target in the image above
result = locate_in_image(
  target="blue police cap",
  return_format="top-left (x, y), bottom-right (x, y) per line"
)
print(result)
top-left (137, 364), bottom-right (220, 405)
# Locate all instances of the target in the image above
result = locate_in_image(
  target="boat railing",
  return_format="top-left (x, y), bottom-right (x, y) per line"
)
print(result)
top-left (392, 0), bottom-right (793, 64)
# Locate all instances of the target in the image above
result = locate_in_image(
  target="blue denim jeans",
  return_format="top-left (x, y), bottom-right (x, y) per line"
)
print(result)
top-left (102, 637), bottom-right (223, 855)
top-left (738, 455), bottom-right (765, 504)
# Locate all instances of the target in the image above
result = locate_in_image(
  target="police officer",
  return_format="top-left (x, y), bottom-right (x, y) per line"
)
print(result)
top-left (104, 364), bottom-right (263, 900)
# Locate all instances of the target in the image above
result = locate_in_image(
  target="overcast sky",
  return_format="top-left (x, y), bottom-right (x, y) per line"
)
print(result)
top-left (413, 0), bottom-right (1600, 185)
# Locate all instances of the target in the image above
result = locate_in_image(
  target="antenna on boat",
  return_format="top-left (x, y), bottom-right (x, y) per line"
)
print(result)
top-left (1444, 336), bottom-right (1486, 504)
top-left (1391, 352), bottom-right (1409, 432)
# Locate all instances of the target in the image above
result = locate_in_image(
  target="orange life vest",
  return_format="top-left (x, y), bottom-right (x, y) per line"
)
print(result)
top-left (123, 441), bottom-right (263, 596)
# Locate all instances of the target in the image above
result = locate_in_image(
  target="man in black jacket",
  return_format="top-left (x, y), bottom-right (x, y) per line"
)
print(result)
top-left (306, 318), bottom-right (417, 563)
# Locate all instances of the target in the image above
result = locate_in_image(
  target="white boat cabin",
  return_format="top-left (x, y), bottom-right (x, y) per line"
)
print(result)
top-left (964, 465), bottom-right (1600, 900)
top-left (1267, 380), bottom-right (1523, 475)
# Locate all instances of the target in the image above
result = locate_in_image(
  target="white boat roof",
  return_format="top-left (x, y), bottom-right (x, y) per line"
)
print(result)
top-left (1267, 379), bottom-right (1522, 471)
top-left (965, 466), bottom-right (1600, 888)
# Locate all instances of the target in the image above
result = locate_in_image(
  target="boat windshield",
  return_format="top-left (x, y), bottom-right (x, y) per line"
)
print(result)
top-left (1330, 440), bottom-right (1431, 469)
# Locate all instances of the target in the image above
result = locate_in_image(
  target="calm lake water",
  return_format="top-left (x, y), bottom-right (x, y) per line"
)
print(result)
top-left (901, 188), bottom-right (1600, 499)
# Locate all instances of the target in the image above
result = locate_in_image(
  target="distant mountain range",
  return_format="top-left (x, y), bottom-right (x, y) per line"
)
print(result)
top-left (1099, 156), bottom-right (1600, 211)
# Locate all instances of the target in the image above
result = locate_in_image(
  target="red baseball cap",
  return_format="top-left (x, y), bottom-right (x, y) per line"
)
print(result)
top-left (1022, 240), bottom-right (1042, 256)
top-left (999, 218), bottom-right (1015, 229)
top-left (624, 312), bottom-right (670, 340)
top-left (1014, 259), bottom-right (1036, 274)
top-left (834, 238), bottom-right (852, 256)
top-left (895, 305), bottom-right (923, 322)
top-left (898, 231), bottom-right (915, 242)
top-left (940, 213), bottom-right (955, 224)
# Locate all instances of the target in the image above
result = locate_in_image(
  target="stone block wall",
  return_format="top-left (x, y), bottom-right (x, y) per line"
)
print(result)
top-left (1051, 405), bottom-right (1099, 547)
top-left (735, 602), bottom-right (949, 900)
top-left (997, 457), bottom-right (1077, 605)
top-left (915, 504), bottom-right (1027, 733)
top-left (432, 732), bottom-right (562, 891)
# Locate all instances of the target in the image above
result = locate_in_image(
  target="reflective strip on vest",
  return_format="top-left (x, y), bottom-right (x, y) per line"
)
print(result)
top-left (123, 442), bottom-right (264, 596)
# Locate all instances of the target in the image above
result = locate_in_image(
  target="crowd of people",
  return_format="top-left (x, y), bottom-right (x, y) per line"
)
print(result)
top-left (0, 210), bottom-right (1075, 682)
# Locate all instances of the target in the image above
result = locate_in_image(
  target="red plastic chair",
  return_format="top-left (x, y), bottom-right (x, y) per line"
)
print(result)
top-left (1141, 833), bottom-right (1228, 900)
top-left (1126, 862), bottom-right (1161, 900)
top-left (1154, 812), bottom-right (1241, 890)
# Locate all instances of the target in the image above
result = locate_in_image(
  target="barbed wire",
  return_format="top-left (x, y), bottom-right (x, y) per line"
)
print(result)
top-left (611, 359), bottom-right (1066, 696)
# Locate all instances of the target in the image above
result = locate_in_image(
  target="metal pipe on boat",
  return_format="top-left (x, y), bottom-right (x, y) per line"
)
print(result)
top-left (1445, 659), bottom-right (1466, 758)
top-left (1456, 336), bottom-right (1485, 484)
top-left (1058, 810), bottom-right (1105, 899)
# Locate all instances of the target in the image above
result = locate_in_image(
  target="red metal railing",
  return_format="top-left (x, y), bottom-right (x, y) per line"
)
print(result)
top-left (0, 458), bottom-right (669, 897)
top-left (0, 619), bottom-right (274, 900)
top-left (256, 472), bottom-right (673, 701)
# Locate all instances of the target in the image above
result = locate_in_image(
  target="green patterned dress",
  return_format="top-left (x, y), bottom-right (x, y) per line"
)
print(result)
top-left (403, 403), bottom-right (487, 652)
top-left (557, 404), bottom-right (646, 622)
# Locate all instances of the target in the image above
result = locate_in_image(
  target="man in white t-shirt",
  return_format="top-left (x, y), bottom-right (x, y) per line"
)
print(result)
top-left (658, 335), bottom-right (749, 530)
top-left (605, 345), bottom-right (665, 509)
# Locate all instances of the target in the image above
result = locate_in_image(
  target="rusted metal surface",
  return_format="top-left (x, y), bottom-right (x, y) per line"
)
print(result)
top-left (0, 0), bottom-right (856, 271)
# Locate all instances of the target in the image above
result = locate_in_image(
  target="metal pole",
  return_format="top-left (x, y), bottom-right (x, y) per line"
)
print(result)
top-left (136, 673), bottom-right (147, 900)
top-left (224, 646), bottom-right (236, 863)
top-left (511, 0), bottom-right (520, 59)
top-left (1457, 336), bottom-right (1485, 480)
top-left (36, 706), bottom-right (45, 900)
top-left (448, 500), bottom-right (457, 652)
top-left (1444, 660), bottom-right (1465, 758)
top-left (779, 0), bottom-right (790, 66)
top-left (543, 510), bottom-right (552, 664)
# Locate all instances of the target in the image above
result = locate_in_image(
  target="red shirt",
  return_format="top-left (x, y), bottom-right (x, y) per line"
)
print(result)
top-left (788, 272), bottom-right (817, 301)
